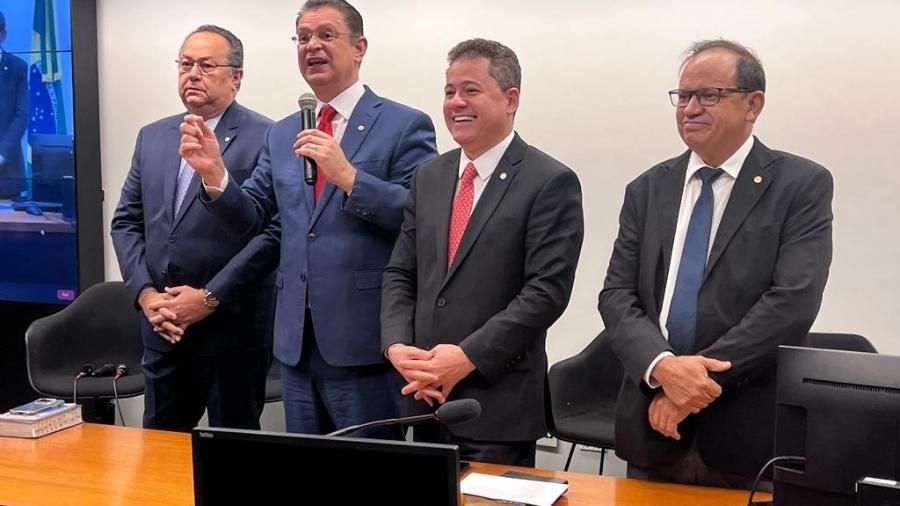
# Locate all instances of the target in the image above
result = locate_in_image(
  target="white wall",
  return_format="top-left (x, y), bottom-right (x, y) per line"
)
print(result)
top-left (97, 0), bottom-right (900, 368)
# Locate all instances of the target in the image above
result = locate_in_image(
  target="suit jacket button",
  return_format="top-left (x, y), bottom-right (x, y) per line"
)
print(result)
top-left (161, 270), bottom-right (168, 278)
top-left (300, 273), bottom-right (307, 282)
top-left (307, 232), bottom-right (316, 241)
top-left (168, 235), bottom-right (175, 243)
top-left (436, 297), bottom-right (446, 307)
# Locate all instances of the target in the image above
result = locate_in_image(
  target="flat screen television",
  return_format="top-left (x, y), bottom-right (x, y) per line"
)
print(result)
top-left (0, 0), bottom-right (102, 304)
top-left (774, 345), bottom-right (900, 506)
top-left (192, 427), bottom-right (461, 506)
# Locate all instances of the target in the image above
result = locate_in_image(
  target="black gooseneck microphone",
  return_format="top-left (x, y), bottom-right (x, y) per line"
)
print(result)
top-left (326, 398), bottom-right (482, 437)
top-left (91, 363), bottom-right (116, 377)
top-left (298, 92), bottom-right (319, 186)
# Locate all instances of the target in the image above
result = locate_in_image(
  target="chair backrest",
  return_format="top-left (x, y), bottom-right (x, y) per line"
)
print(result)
top-left (24, 281), bottom-right (144, 399)
top-left (803, 332), bottom-right (877, 353)
top-left (547, 331), bottom-right (623, 448)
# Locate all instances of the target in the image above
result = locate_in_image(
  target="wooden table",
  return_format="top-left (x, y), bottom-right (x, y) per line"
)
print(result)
top-left (0, 423), bottom-right (769, 505)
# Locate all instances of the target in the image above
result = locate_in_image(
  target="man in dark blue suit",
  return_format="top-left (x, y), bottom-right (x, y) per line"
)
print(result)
top-left (179, 0), bottom-right (437, 437)
top-left (111, 25), bottom-right (274, 431)
top-left (0, 11), bottom-right (28, 199)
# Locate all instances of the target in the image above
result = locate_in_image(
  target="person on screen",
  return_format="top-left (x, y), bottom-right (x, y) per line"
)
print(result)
top-left (380, 39), bottom-right (584, 466)
top-left (177, 0), bottom-right (437, 438)
top-left (111, 25), bottom-right (275, 431)
top-left (599, 39), bottom-right (833, 487)
top-left (0, 11), bottom-right (28, 199)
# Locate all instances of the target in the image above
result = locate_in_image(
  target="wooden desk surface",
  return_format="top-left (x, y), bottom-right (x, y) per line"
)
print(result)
top-left (0, 423), bottom-right (768, 506)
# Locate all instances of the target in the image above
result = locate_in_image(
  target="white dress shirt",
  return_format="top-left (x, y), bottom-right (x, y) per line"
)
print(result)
top-left (455, 130), bottom-right (515, 210)
top-left (643, 135), bottom-right (755, 387)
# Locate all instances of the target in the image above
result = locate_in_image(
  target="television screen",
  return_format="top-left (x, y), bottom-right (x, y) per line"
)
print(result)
top-left (0, 0), bottom-right (78, 303)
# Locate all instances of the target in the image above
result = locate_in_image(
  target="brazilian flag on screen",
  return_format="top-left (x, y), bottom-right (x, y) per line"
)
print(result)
top-left (29, 0), bottom-right (66, 136)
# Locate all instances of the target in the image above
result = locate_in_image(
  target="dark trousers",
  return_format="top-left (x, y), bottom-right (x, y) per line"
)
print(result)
top-left (281, 312), bottom-right (403, 439)
top-left (626, 438), bottom-right (771, 491)
top-left (142, 345), bottom-right (270, 432)
top-left (414, 420), bottom-right (537, 467)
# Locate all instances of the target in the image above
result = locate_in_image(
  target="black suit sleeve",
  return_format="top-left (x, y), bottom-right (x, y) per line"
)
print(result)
top-left (598, 181), bottom-right (672, 387)
top-left (703, 168), bottom-right (833, 388)
top-left (380, 170), bottom-right (420, 351)
top-left (459, 169), bottom-right (584, 383)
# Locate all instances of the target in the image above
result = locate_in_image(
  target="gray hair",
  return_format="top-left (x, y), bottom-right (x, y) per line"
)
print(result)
top-left (447, 38), bottom-right (521, 91)
top-left (682, 39), bottom-right (766, 92)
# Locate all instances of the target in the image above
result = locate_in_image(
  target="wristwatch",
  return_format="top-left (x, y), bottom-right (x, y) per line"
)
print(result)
top-left (201, 287), bottom-right (219, 311)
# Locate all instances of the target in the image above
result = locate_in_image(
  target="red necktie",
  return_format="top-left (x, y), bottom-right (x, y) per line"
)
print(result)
top-left (314, 105), bottom-right (338, 202)
top-left (447, 162), bottom-right (478, 268)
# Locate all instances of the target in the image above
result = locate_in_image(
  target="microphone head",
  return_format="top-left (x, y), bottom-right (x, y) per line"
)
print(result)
top-left (115, 364), bottom-right (129, 377)
top-left (298, 92), bottom-right (317, 111)
top-left (92, 363), bottom-right (116, 377)
top-left (434, 399), bottom-right (481, 427)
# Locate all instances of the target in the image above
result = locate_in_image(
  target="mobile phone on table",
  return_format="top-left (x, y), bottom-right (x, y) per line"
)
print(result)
top-left (8, 398), bottom-right (65, 415)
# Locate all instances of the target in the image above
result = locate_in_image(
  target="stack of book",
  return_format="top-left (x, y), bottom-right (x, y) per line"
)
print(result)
top-left (0, 403), bottom-right (83, 438)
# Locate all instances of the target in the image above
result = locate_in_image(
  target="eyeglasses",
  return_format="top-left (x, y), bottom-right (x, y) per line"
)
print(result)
top-left (176, 59), bottom-right (239, 75)
top-left (668, 87), bottom-right (754, 107)
top-left (291, 29), bottom-right (345, 46)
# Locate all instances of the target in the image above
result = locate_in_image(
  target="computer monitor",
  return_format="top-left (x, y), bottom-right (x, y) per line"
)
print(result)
top-left (192, 427), bottom-right (460, 506)
top-left (774, 345), bottom-right (900, 506)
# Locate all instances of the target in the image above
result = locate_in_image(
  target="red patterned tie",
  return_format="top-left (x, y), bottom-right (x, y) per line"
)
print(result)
top-left (447, 162), bottom-right (478, 268)
top-left (314, 105), bottom-right (338, 202)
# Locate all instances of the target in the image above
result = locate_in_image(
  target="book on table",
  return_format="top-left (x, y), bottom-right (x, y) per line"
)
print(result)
top-left (0, 402), bottom-right (83, 438)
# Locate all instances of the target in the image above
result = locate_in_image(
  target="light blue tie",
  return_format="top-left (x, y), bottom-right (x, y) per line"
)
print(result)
top-left (666, 167), bottom-right (723, 355)
top-left (174, 160), bottom-right (195, 214)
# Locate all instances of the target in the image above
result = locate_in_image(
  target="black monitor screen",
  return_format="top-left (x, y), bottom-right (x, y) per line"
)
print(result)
top-left (774, 345), bottom-right (900, 506)
top-left (0, 0), bottom-right (79, 303)
top-left (192, 428), bottom-right (460, 506)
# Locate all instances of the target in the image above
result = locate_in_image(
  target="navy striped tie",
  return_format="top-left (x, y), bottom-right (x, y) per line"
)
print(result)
top-left (666, 167), bottom-right (723, 354)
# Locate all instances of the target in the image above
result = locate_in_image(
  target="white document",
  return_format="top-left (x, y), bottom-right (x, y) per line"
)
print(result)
top-left (460, 472), bottom-right (568, 506)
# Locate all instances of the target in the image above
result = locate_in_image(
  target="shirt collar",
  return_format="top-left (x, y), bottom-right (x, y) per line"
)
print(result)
top-left (204, 113), bottom-right (223, 133)
top-left (317, 80), bottom-right (365, 122)
top-left (686, 134), bottom-right (754, 184)
top-left (458, 130), bottom-right (516, 181)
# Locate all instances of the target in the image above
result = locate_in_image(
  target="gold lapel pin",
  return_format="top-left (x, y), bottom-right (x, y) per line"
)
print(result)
top-left (499, 172), bottom-right (508, 181)
top-left (753, 175), bottom-right (762, 184)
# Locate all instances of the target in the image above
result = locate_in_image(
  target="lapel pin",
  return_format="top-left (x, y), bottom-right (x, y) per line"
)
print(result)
top-left (499, 172), bottom-right (508, 181)
top-left (753, 175), bottom-right (762, 184)
top-left (357, 125), bottom-right (365, 131)
top-left (224, 136), bottom-right (231, 143)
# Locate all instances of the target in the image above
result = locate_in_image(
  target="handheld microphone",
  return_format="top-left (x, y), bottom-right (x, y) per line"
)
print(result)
top-left (91, 363), bottom-right (116, 377)
top-left (326, 398), bottom-right (482, 437)
top-left (298, 92), bottom-right (318, 186)
top-left (113, 364), bottom-right (129, 380)
top-left (74, 363), bottom-right (94, 380)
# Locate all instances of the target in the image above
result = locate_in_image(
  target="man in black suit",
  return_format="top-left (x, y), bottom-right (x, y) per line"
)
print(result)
top-left (599, 39), bottom-right (832, 487)
top-left (111, 25), bottom-right (274, 431)
top-left (0, 11), bottom-right (28, 199)
top-left (381, 39), bottom-right (583, 466)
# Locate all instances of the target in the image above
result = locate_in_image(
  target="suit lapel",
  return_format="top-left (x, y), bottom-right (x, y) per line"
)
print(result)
top-left (163, 121), bottom-right (182, 227)
top-left (657, 151), bottom-right (690, 275)
top-left (705, 138), bottom-right (775, 276)
top-left (310, 87), bottom-right (381, 228)
top-left (443, 134), bottom-right (524, 284)
top-left (173, 103), bottom-right (242, 229)
top-left (433, 151), bottom-right (461, 275)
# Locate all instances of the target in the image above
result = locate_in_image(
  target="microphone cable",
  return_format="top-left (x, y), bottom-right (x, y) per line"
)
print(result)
top-left (72, 364), bottom-right (94, 405)
top-left (747, 455), bottom-right (806, 506)
top-left (112, 365), bottom-right (129, 426)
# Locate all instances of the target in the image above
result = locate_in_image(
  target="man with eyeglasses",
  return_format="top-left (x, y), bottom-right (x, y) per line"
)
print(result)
top-left (599, 39), bottom-right (832, 487)
top-left (179, 0), bottom-right (437, 438)
top-left (111, 25), bottom-right (274, 432)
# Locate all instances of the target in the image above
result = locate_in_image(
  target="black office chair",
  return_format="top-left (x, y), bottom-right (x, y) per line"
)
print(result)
top-left (803, 332), bottom-right (877, 353)
top-left (547, 331), bottom-right (624, 474)
top-left (24, 281), bottom-right (145, 423)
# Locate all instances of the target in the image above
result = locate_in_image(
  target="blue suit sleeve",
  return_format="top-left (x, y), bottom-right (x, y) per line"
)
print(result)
top-left (342, 111), bottom-right (437, 233)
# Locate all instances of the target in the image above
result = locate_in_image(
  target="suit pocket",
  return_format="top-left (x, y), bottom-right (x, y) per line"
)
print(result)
top-left (275, 270), bottom-right (284, 289)
top-left (354, 269), bottom-right (383, 290)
